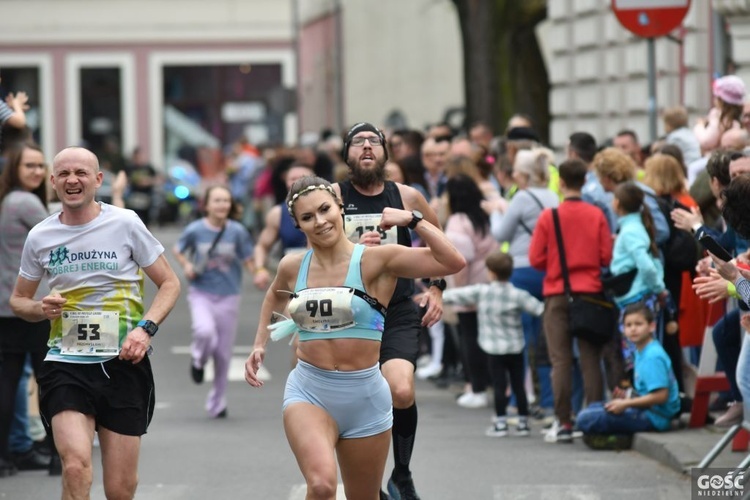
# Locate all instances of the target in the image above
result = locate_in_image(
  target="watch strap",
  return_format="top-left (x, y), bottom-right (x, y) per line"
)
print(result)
top-left (408, 211), bottom-right (423, 230)
top-left (428, 279), bottom-right (447, 291)
top-left (137, 319), bottom-right (158, 337)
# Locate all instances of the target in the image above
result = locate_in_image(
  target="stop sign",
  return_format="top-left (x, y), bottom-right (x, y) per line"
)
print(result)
top-left (611, 0), bottom-right (691, 38)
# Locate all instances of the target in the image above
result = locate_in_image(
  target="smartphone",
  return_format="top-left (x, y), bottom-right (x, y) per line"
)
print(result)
top-left (699, 235), bottom-right (733, 262)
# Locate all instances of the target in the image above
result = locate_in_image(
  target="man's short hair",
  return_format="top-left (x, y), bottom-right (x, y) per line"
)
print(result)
top-left (615, 129), bottom-right (639, 143)
top-left (558, 158), bottom-right (588, 190)
top-left (485, 251), bottom-right (513, 281)
top-left (568, 132), bottom-right (597, 163)
top-left (392, 129), bottom-right (425, 152)
top-left (592, 147), bottom-right (636, 184)
top-left (707, 149), bottom-right (734, 188)
top-left (721, 174), bottom-right (750, 240)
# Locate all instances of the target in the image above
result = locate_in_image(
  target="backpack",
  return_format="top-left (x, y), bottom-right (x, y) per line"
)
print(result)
top-left (646, 193), bottom-right (701, 272)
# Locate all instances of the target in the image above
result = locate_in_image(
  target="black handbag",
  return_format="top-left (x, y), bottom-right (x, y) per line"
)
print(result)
top-left (551, 209), bottom-right (615, 345)
top-left (601, 268), bottom-right (638, 297)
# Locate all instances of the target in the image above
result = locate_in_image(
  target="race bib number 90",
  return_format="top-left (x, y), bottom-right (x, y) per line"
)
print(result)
top-left (289, 287), bottom-right (355, 332)
top-left (61, 311), bottom-right (120, 356)
top-left (344, 213), bottom-right (397, 245)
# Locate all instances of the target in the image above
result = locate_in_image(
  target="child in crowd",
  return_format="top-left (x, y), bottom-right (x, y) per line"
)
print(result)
top-left (610, 181), bottom-right (669, 377)
top-left (442, 251), bottom-right (544, 437)
top-left (576, 302), bottom-right (680, 437)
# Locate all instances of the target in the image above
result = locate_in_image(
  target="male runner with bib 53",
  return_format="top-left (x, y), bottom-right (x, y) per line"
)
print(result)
top-left (10, 147), bottom-right (180, 499)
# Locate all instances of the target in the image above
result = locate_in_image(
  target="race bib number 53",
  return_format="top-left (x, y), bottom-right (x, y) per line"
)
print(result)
top-left (61, 311), bottom-right (120, 356)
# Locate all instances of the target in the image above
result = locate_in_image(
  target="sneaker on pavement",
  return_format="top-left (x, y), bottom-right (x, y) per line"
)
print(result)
top-left (457, 391), bottom-right (489, 409)
top-left (709, 394), bottom-right (731, 412)
top-left (11, 448), bottom-right (50, 471)
top-left (48, 454), bottom-right (62, 476)
top-left (486, 417), bottom-right (509, 437)
top-left (191, 363), bottom-right (204, 385)
top-left (0, 456), bottom-right (17, 478)
top-left (715, 402), bottom-right (744, 428)
top-left (387, 472), bottom-right (421, 500)
top-left (556, 423), bottom-right (574, 443)
top-left (515, 418), bottom-right (530, 437)
top-left (543, 419), bottom-right (559, 442)
top-left (415, 363), bottom-right (442, 380)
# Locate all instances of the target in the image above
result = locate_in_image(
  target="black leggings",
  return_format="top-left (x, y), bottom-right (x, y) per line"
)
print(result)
top-left (487, 352), bottom-right (527, 418)
top-left (458, 312), bottom-right (490, 393)
top-left (0, 351), bottom-right (52, 458)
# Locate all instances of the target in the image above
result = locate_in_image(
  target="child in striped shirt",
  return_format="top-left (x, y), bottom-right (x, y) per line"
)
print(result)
top-left (443, 251), bottom-right (544, 437)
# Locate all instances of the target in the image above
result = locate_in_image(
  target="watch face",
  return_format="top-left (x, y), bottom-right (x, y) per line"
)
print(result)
top-left (139, 320), bottom-right (158, 336)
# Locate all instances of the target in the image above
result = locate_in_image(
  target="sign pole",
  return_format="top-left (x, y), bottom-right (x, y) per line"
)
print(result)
top-left (611, 1), bottom-right (691, 143)
top-left (647, 37), bottom-right (657, 142)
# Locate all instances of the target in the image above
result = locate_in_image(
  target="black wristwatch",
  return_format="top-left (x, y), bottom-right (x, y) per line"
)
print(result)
top-left (408, 210), bottom-right (423, 230)
top-left (428, 279), bottom-right (447, 291)
top-left (137, 319), bottom-right (159, 337)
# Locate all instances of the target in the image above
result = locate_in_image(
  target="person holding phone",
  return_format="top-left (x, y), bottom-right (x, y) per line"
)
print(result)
top-left (707, 173), bottom-right (750, 427)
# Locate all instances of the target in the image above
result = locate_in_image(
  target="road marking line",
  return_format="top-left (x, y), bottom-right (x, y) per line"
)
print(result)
top-left (183, 356), bottom-right (271, 382)
top-left (289, 484), bottom-right (346, 499)
top-left (170, 345), bottom-right (254, 355)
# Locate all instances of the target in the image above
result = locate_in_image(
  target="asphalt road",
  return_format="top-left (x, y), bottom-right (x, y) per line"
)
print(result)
top-left (0, 226), bottom-right (692, 499)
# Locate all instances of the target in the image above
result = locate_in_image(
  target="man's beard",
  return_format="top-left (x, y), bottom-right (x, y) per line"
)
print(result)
top-left (349, 157), bottom-right (386, 188)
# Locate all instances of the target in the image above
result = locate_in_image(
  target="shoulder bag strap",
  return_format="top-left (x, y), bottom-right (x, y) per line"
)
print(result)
top-left (207, 224), bottom-right (227, 257)
top-left (525, 189), bottom-right (545, 210)
top-left (517, 190), bottom-right (546, 235)
top-left (551, 208), bottom-right (572, 296)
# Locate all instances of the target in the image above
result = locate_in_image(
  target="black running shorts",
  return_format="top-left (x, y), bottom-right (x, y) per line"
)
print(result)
top-left (38, 356), bottom-right (155, 436)
top-left (380, 298), bottom-right (420, 368)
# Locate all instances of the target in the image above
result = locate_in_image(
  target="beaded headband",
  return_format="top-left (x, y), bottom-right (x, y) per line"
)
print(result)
top-left (286, 184), bottom-right (338, 215)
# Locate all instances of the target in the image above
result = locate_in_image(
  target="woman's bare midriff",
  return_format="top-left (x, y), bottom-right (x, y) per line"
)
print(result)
top-left (296, 337), bottom-right (380, 371)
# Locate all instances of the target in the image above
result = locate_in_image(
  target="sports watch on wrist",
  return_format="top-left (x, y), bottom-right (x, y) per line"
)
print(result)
top-left (428, 278), bottom-right (447, 291)
top-left (408, 210), bottom-right (423, 230)
top-left (137, 319), bottom-right (158, 337)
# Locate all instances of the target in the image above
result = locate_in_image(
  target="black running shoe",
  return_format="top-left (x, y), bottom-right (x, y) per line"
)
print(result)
top-left (0, 457), bottom-right (17, 478)
top-left (387, 472), bottom-right (421, 500)
top-left (48, 454), bottom-right (62, 476)
top-left (191, 363), bottom-right (204, 384)
top-left (11, 448), bottom-right (50, 471)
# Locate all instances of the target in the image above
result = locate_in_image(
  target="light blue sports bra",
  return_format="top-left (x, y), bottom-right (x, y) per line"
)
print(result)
top-left (288, 244), bottom-right (386, 342)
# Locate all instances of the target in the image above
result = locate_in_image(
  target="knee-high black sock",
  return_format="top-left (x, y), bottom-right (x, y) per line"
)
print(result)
top-left (392, 403), bottom-right (417, 478)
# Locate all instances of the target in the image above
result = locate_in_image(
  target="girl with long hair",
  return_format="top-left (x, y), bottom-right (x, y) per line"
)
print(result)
top-left (437, 175), bottom-right (499, 406)
top-left (172, 185), bottom-right (255, 418)
top-left (0, 142), bottom-right (54, 475)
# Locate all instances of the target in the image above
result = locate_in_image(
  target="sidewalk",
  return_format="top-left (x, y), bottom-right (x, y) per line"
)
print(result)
top-left (634, 417), bottom-right (749, 474)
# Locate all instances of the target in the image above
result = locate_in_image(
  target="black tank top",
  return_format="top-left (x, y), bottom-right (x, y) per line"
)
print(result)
top-left (339, 180), bottom-right (415, 302)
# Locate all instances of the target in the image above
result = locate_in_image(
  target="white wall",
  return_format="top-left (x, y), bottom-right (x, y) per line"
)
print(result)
top-left (0, 0), bottom-right (293, 43)
top-left (341, 0), bottom-right (464, 131)
top-left (545, 0), bottom-right (713, 151)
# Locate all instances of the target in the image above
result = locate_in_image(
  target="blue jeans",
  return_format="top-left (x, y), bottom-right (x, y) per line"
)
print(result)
top-left (576, 401), bottom-right (655, 434)
top-left (736, 330), bottom-right (750, 420)
top-left (713, 309), bottom-right (743, 402)
top-left (510, 266), bottom-right (553, 408)
top-left (8, 355), bottom-right (32, 454)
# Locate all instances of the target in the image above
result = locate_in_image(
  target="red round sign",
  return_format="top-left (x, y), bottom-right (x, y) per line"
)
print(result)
top-left (611, 0), bottom-right (691, 38)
